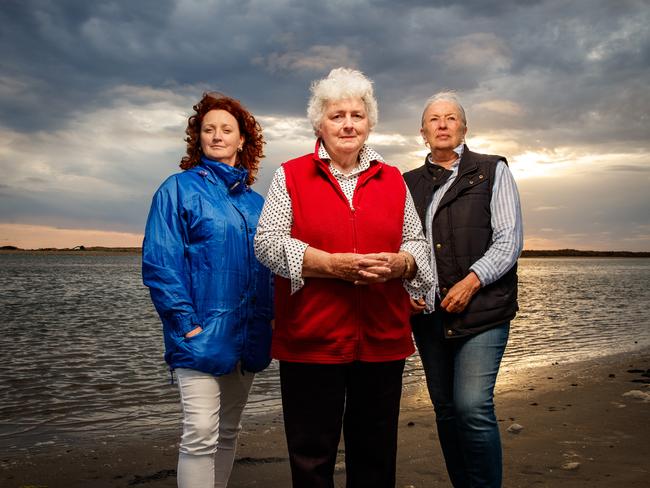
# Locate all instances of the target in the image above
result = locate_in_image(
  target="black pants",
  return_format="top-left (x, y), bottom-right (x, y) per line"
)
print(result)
top-left (280, 359), bottom-right (406, 488)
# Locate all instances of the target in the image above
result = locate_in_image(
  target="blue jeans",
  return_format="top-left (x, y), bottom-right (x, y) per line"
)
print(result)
top-left (412, 314), bottom-right (509, 488)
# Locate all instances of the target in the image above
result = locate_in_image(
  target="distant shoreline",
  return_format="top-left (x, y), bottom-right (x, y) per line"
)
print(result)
top-left (520, 249), bottom-right (650, 258)
top-left (0, 246), bottom-right (141, 255)
top-left (1, 246), bottom-right (649, 257)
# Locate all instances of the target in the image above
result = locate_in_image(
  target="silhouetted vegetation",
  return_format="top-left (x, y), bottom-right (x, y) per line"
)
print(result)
top-left (1, 246), bottom-right (648, 257)
top-left (521, 249), bottom-right (650, 258)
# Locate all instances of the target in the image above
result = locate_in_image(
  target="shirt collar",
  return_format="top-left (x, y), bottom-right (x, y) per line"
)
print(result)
top-left (427, 143), bottom-right (464, 169)
top-left (317, 140), bottom-right (384, 177)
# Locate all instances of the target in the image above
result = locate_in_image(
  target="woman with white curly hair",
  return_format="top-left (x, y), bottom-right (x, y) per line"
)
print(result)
top-left (255, 67), bottom-right (433, 487)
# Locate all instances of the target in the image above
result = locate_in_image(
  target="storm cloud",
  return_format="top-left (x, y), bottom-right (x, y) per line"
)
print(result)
top-left (0, 0), bottom-right (648, 249)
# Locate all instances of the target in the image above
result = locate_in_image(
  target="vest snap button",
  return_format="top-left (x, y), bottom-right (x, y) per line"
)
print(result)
top-left (447, 329), bottom-right (454, 336)
top-left (479, 174), bottom-right (484, 179)
top-left (469, 180), bottom-right (474, 184)
top-left (435, 243), bottom-right (442, 249)
top-left (441, 287), bottom-right (448, 294)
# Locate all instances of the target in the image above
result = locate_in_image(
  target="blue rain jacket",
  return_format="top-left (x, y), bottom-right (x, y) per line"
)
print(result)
top-left (142, 157), bottom-right (273, 376)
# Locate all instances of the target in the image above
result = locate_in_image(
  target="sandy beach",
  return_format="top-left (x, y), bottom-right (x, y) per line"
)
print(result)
top-left (2, 349), bottom-right (648, 488)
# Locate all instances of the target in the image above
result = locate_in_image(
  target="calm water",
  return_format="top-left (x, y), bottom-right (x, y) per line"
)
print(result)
top-left (1, 254), bottom-right (649, 452)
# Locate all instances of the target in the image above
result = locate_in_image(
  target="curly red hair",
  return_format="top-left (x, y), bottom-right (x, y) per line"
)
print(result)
top-left (180, 92), bottom-right (265, 185)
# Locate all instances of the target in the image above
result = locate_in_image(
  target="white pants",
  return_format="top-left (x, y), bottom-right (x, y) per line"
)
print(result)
top-left (175, 367), bottom-right (254, 488)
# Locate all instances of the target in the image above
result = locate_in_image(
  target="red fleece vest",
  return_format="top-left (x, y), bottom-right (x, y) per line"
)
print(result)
top-left (272, 149), bottom-right (414, 363)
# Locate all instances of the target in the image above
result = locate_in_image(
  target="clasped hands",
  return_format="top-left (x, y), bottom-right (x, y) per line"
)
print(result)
top-left (329, 252), bottom-right (407, 285)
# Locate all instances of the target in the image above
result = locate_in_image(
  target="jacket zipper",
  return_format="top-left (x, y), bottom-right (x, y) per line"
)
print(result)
top-left (227, 195), bottom-right (251, 368)
top-left (350, 168), bottom-right (379, 362)
top-left (350, 201), bottom-right (362, 361)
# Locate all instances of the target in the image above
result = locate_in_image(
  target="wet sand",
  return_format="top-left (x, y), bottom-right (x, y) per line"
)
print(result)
top-left (1, 349), bottom-right (648, 488)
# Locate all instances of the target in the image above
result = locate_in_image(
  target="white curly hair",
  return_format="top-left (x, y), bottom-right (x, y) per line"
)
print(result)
top-left (307, 67), bottom-right (378, 136)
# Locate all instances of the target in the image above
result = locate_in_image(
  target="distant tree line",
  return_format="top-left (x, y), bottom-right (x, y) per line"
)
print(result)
top-left (1, 246), bottom-right (648, 257)
top-left (521, 249), bottom-right (650, 258)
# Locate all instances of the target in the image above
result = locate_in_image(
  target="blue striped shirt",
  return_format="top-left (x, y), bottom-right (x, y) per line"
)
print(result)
top-left (425, 145), bottom-right (524, 311)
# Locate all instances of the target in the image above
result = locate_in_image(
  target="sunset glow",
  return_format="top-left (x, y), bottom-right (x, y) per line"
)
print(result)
top-left (0, 224), bottom-right (143, 250)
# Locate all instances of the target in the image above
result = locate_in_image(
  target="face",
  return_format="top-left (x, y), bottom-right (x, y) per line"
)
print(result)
top-left (318, 98), bottom-right (370, 158)
top-left (420, 100), bottom-right (467, 152)
top-left (200, 109), bottom-right (244, 166)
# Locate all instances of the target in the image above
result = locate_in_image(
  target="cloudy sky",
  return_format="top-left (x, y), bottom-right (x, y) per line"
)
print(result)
top-left (1, 0), bottom-right (648, 250)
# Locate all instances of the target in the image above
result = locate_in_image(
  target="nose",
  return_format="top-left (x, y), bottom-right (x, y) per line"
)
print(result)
top-left (212, 130), bottom-right (223, 141)
top-left (342, 115), bottom-right (354, 130)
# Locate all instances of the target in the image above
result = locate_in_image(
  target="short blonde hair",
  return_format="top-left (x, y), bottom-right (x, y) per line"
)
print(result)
top-left (307, 67), bottom-right (378, 135)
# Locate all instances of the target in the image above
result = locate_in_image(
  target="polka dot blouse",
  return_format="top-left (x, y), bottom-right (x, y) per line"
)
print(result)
top-left (254, 143), bottom-right (433, 297)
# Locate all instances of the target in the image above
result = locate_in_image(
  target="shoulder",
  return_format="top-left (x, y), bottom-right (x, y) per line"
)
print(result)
top-left (379, 161), bottom-right (399, 173)
top-left (152, 169), bottom-right (203, 203)
top-left (282, 152), bottom-right (314, 170)
top-left (282, 153), bottom-right (320, 183)
top-left (493, 160), bottom-right (516, 185)
top-left (153, 172), bottom-right (180, 196)
top-left (161, 167), bottom-right (204, 186)
top-left (402, 164), bottom-right (427, 183)
top-left (378, 162), bottom-right (406, 182)
top-left (367, 163), bottom-right (405, 192)
top-left (464, 147), bottom-right (507, 166)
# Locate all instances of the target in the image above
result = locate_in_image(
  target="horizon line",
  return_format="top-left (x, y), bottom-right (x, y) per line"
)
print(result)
top-left (1, 246), bottom-right (649, 257)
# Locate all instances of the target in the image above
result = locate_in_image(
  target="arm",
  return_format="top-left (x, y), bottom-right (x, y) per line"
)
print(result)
top-left (254, 167), bottom-right (310, 294)
top-left (469, 161), bottom-right (524, 286)
top-left (254, 167), bottom-right (393, 291)
top-left (440, 161), bottom-right (524, 313)
top-left (398, 186), bottom-right (434, 298)
top-left (142, 179), bottom-right (201, 337)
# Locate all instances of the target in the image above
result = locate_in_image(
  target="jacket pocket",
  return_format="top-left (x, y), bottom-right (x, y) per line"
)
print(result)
top-left (187, 195), bottom-right (227, 244)
top-left (181, 313), bottom-right (239, 375)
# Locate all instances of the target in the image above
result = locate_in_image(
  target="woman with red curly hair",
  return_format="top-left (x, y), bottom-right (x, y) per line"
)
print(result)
top-left (143, 92), bottom-right (273, 488)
